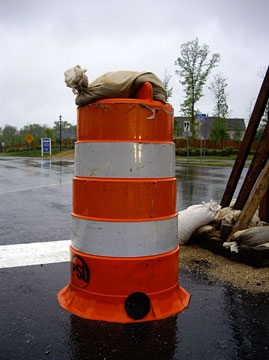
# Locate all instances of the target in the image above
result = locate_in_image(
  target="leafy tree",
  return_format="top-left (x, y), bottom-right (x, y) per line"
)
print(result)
top-left (209, 74), bottom-right (229, 119)
top-left (209, 73), bottom-right (230, 145)
top-left (20, 124), bottom-right (47, 141)
top-left (231, 124), bottom-right (242, 144)
top-left (175, 38), bottom-right (220, 125)
top-left (45, 127), bottom-right (55, 139)
top-left (210, 118), bottom-right (229, 142)
top-left (2, 125), bottom-right (18, 145)
top-left (53, 120), bottom-right (72, 132)
top-left (163, 69), bottom-right (173, 101)
top-left (173, 119), bottom-right (182, 138)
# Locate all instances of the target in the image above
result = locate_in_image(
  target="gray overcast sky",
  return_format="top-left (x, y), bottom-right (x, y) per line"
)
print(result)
top-left (0, 0), bottom-right (268, 130)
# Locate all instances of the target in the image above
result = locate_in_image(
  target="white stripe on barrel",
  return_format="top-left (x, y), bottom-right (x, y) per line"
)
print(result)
top-left (71, 215), bottom-right (178, 257)
top-left (75, 142), bottom-right (175, 178)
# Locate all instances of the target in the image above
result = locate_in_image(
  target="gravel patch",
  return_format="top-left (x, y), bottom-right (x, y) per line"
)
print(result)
top-left (179, 244), bottom-right (269, 293)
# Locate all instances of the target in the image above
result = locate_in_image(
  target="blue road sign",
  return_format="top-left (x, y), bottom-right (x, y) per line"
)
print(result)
top-left (41, 138), bottom-right (51, 156)
top-left (196, 113), bottom-right (206, 121)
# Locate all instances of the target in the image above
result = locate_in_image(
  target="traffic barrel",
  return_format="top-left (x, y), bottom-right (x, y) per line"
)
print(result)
top-left (57, 82), bottom-right (190, 322)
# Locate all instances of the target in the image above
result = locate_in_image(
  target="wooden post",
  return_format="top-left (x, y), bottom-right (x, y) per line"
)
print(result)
top-left (234, 120), bottom-right (269, 210)
top-left (221, 66), bottom-right (269, 208)
top-left (226, 159), bottom-right (269, 242)
top-left (259, 188), bottom-right (269, 222)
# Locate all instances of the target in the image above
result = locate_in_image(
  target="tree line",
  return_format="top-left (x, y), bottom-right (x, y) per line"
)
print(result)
top-left (0, 121), bottom-right (76, 147)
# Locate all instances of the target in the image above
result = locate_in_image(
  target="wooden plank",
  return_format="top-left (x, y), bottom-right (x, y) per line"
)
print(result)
top-left (220, 66), bottom-right (269, 207)
top-left (234, 120), bottom-right (269, 210)
top-left (259, 188), bottom-right (269, 222)
top-left (226, 159), bottom-right (269, 242)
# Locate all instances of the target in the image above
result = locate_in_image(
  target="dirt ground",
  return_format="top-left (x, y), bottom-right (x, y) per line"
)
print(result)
top-left (179, 244), bottom-right (269, 293)
top-left (48, 149), bottom-right (75, 159)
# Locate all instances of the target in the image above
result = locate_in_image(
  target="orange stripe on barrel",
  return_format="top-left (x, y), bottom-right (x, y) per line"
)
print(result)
top-left (77, 101), bottom-right (174, 142)
top-left (69, 246), bottom-right (180, 295)
top-left (58, 245), bottom-right (191, 323)
top-left (72, 176), bottom-right (176, 220)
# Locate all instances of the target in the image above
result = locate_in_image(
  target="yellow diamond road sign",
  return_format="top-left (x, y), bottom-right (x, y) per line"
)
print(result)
top-left (24, 133), bottom-right (34, 144)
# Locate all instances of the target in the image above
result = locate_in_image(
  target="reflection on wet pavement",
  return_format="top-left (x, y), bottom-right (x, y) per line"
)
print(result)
top-left (176, 165), bottom-right (247, 211)
top-left (0, 158), bottom-right (73, 245)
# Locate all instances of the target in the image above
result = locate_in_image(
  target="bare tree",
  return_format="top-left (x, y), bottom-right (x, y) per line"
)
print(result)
top-left (209, 73), bottom-right (229, 119)
top-left (162, 68), bottom-right (173, 101)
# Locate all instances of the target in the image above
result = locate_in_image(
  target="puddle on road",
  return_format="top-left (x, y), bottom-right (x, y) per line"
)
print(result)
top-left (51, 160), bottom-right (74, 167)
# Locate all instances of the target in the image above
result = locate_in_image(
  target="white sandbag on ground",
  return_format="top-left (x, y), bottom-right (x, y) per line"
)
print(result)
top-left (178, 200), bottom-right (221, 245)
top-left (64, 65), bottom-right (167, 105)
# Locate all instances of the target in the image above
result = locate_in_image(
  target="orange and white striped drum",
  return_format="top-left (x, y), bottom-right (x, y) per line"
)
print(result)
top-left (57, 82), bottom-right (190, 322)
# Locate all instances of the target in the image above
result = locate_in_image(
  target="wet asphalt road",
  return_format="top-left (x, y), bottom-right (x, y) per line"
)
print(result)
top-left (0, 157), bottom-right (268, 360)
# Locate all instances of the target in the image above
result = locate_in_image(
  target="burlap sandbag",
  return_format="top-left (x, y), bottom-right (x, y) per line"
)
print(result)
top-left (64, 65), bottom-right (167, 105)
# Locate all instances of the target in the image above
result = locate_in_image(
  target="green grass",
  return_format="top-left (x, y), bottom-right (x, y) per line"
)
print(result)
top-left (176, 154), bottom-right (253, 161)
top-left (0, 148), bottom-right (71, 158)
top-left (176, 155), bottom-right (252, 167)
top-left (176, 160), bottom-right (237, 167)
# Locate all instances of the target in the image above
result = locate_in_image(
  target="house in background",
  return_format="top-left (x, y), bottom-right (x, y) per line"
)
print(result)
top-left (56, 129), bottom-right (76, 140)
top-left (174, 116), bottom-right (246, 139)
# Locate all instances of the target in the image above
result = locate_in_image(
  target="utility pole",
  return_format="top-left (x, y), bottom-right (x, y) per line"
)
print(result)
top-left (204, 119), bottom-right (207, 157)
top-left (59, 115), bottom-right (62, 152)
top-left (196, 113), bottom-right (206, 162)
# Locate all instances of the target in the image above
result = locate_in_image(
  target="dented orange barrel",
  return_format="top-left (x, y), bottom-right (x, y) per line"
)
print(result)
top-left (57, 82), bottom-right (190, 322)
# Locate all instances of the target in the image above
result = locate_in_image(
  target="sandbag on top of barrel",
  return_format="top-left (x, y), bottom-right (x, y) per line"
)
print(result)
top-left (64, 65), bottom-right (167, 106)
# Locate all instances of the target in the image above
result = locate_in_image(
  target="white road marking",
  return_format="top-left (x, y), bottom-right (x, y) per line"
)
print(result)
top-left (0, 240), bottom-right (71, 269)
top-left (0, 182), bottom-right (72, 195)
